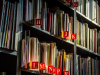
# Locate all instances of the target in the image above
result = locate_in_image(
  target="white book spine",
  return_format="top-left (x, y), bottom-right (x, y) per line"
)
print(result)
top-left (88, 1), bottom-right (90, 18)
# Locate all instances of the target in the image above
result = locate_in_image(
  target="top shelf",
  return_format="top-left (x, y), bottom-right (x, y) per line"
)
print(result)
top-left (44, 0), bottom-right (100, 30)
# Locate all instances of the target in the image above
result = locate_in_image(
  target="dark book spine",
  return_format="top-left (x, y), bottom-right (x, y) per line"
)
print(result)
top-left (60, 49), bottom-right (65, 75)
top-left (10, 2), bottom-right (17, 50)
top-left (78, 56), bottom-right (81, 75)
top-left (41, 8), bottom-right (44, 30)
top-left (50, 13), bottom-right (53, 34)
top-left (0, 0), bottom-right (6, 47)
top-left (45, 8), bottom-right (48, 31)
top-left (47, 12), bottom-right (51, 32)
top-left (23, 0), bottom-right (29, 21)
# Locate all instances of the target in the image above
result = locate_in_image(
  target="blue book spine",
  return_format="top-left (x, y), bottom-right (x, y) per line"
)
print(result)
top-left (93, 59), bottom-right (95, 75)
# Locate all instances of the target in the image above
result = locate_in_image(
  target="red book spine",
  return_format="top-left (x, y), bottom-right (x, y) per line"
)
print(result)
top-left (48, 12), bottom-right (51, 32)
top-left (7, 3), bottom-right (14, 49)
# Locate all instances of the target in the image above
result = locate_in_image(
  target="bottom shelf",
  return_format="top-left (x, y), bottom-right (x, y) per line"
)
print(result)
top-left (21, 68), bottom-right (52, 75)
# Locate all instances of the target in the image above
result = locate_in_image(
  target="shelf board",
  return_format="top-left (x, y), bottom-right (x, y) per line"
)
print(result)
top-left (21, 68), bottom-right (52, 75)
top-left (76, 10), bottom-right (100, 30)
top-left (44, 0), bottom-right (100, 30)
top-left (0, 47), bottom-right (17, 56)
top-left (23, 22), bottom-right (100, 58)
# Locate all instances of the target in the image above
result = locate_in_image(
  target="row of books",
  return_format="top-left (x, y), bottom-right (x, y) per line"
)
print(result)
top-left (76, 56), bottom-right (100, 75)
top-left (60, 0), bottom-right (99, 24)
top-left (0, 0), bottom-right (20, 51)
top-left (23, 0), bottom-right (73, 37)
top-left (23, 0), bottom-right (100, 54)
top-left (21, 30), bottom-right (100, 75)
top-left (76, 21), bottom-right (98, 53)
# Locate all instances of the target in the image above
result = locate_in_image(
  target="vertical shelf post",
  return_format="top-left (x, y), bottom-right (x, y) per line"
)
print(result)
top-left (73, 1), bottom-right (77, 75)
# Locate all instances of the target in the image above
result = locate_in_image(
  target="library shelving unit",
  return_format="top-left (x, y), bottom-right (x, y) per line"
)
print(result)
top-left (18, 0), bottom-right (100, 75)
top-left (0, 0), bottom-right (100, 75)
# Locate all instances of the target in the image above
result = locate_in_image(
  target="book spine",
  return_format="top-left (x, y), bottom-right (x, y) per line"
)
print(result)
top-left (51, 13), bottom-right (54, 34)
top-left (11, 2), bottom-right (17, 50)
top-left (0, 0), bottom-right (6, 47)
top-left (21, 39), bottom-right (25, 67)
top-left (14, 3), bottom-right (20, 51)
top-left (2, 2), bottom-right (9, 48)
top-left (4, 3), bottom-right (11, 48)
top-left (7, 3), bottom-right (14, 49)
top-left (47, 12), bottom-right (51, 32)
top-left (23, 0), bottom-right (29, 21)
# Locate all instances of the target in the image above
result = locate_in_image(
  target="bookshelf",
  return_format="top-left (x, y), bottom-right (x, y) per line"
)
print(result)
top-left (0, 0), bottom-right (100, 75)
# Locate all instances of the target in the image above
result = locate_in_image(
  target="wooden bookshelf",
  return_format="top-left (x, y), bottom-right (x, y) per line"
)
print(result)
top-left (23, 21), bottom-right (100, 59)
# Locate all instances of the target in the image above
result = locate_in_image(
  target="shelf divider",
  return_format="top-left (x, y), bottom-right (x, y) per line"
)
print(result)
top-left (73, 5), bottom-right (77, 75)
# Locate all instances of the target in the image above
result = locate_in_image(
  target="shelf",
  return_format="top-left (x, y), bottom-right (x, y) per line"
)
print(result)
top-left (0, 47), bottom-right (17, 56)
top-left (21, 68), bottom-right (52, 75)
top-left (76, 10), bottom-right (100, 30)
top-left (23, 22), bottom-right (100, 58)
top-left (44, 0), bottom-right (100, 30)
